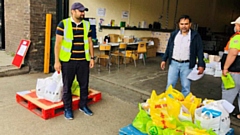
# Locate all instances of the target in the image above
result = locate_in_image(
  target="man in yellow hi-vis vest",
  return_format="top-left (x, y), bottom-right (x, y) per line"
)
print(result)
top-left (221, 16), bottom-right (240, 120)
top-left (54, 2), bottom-right (94, 120)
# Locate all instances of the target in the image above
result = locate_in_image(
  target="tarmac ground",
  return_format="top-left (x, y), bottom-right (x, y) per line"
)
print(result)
top-left (0, 50), bottom-right (239, 135)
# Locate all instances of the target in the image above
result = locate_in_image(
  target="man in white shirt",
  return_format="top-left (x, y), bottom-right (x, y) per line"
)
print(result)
top-left (161, 15), bottom-right (205, 97)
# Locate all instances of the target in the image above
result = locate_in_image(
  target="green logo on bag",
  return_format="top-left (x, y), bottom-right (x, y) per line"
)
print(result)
top-left (149, 126), bottom-right (158, 135)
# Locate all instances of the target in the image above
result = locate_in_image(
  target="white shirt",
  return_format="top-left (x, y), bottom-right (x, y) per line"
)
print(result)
top-left (172, 30), bottom-right (191, 61)
top-left (71, 17), bottom-right (82, 26)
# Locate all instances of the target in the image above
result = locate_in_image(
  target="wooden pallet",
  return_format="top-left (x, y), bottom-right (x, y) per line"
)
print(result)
top-left (16, 88), bottom-right (101, 120)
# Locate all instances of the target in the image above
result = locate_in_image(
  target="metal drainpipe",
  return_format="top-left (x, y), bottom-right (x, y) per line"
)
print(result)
top-left (63, 0), bottom-right (69, 18)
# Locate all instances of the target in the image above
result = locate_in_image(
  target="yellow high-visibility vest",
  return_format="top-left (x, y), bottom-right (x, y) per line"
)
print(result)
top-left (59, 18), bottom-right (90, 61)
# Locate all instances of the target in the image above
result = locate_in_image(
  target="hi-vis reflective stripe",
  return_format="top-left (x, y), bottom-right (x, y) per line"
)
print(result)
top-left (224, 50), bottom-right (240, 55)
top-left (84, 21), bottom-right (89, 44)
top-left (84, 39), bottom-right (88, 44)
top-left (64, 18), bottom-right (72, 43)
top-left (64, 37), bottom-right (72, 42)
top-left (61, 46), bottom-right (71, 52)
top-left (85, 49), bottom-right (89, 53)
top-left (85, 21), bottom-right (89, 32)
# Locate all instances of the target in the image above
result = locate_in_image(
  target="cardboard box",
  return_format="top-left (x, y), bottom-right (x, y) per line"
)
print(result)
top-left (124, 57), bottom-right (132, 64)
top-left (140, 37), bottom-right (159, 57)
top-left (97, 58), bottom-right (108, 67)
top-left (111, 56), bottom-right (123, 65)
top-left (109, 34), bottom-right (119, 43)
top-left (147, 47), bottom-right (157, 57)
top-left (123, 38), bottom-right (134, 43)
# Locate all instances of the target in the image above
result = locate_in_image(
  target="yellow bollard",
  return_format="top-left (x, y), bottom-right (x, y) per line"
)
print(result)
top-left (44, 14), bottom-right (52, 74)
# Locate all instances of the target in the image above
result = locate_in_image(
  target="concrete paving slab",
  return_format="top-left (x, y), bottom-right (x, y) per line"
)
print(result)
top-left (0, 73), bottom-right (138, 135)
top-left (0, 50), bottom-right (13, 66)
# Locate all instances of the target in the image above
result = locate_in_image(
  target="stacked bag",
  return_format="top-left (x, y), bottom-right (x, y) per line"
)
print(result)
top-left (36, 71), bottom-right (82, 102)
top-left (36, 71), bottom-right (63, 102)
top-left (132, 85), bottom-right (234, 135)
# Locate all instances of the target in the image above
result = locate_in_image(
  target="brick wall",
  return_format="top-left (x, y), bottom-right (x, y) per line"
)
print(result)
top-left (4, 0), bottom-right (57, 72)
top-left (4, 0), bottom-right (31, 53)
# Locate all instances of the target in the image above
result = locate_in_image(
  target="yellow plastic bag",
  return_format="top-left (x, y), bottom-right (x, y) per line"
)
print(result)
top-left (148, 90), bottom-right (180, 129)
top-left (165, 85), bottom-right (184, 101)
top-left (162, 128), bottom-right (184, 135)
top-left (148, 90), bottom-right (166, 104)
top-left (185, 126), bottom-right (209, 135)
top-left (181, 101), bottom-right (197, 120)
top-left (184, 92), bottom-right (202, 107)
top-left (151, 115), bottom-right (177, 129)
top-left (166, 95), bottom-right (181, 119)
top-left (178, 105), bottom-right (192, 122)
top-left (149, 96), bottom-right (174, 129)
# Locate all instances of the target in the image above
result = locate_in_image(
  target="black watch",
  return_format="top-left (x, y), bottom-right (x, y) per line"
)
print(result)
top-left (91, 57), bottom-right (95, 60)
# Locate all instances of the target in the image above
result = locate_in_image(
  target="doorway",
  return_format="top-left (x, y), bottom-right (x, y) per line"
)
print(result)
top-left (0, 0), bottom-right (5, 50)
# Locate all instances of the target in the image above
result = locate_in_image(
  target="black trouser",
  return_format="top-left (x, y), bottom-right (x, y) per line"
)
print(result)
top-left (61, 60), bottom-right (90, 109)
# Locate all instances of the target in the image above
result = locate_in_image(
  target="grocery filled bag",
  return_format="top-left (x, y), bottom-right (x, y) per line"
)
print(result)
top-left (44, 71), bottom-right (63, 102)
top-left (148, 90), bottom-right (180, 129)
top-left (36, 71), bottom-right (63, 102)
top-left (203, 100), bottom-right (234, 135)
top-left (36, 77), bottom-right (50, 99)
top-left (194, 107), bottom-right (221, 134)
top-left (71, 77), bottom-right (80, 96)
top-left (132, 104), bottom-right (151, 134)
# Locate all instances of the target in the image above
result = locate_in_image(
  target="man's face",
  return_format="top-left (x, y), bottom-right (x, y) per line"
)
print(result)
top-left (179, 19), bottom-right (191, 33)
top-left (73, 10), bottom-right (85, 20)
top-left (235, 24), bottom-right (240, 32)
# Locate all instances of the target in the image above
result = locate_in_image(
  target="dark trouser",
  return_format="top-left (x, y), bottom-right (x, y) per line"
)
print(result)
top-left (61, 60), bottom-right (90, 109)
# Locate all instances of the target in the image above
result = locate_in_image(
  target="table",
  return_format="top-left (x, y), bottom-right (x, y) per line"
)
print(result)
top-left (93, 42), bottom-right (148, 48)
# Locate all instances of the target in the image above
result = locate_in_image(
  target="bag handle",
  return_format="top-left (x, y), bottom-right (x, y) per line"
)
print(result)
top-left (201, 111), bottom-right (213, 119)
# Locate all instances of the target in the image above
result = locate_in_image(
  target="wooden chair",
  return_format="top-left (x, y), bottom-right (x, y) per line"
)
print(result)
top-left (136, 41), bottom-right (147, 66)
top-left (97, 44), bottom-right (111, 72)
top-left (111, 43), bottom-right (127, 68)
top-left (125, 42), bottom-right (147, 67)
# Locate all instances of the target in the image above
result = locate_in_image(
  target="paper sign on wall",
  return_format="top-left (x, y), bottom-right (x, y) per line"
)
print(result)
top-left (122, 11), bottom-right (129, 18)
top-left (97, 8), bottom-right (106, 17)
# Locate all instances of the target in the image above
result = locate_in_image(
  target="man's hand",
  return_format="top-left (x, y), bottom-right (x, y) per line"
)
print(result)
top-left (198, 67), bottom-right (204, 75)
top-left (160, 61), bottom-right (166, 70)
top-left (89, 59), bottom-right (94, 68)
top-left (222, 69), bottom-right (228, 76)
top-left (54, 61), bottom-right (61, 73)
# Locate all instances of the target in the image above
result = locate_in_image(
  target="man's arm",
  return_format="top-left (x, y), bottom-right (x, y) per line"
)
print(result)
top-left (223, 35), bottom-right (240, 73)
top-left (54, 35), bottom-right (63, 63)
top-left (88, 37), bottom-right (94, 58)
top-left (54, 21), bottom-right (64, 72)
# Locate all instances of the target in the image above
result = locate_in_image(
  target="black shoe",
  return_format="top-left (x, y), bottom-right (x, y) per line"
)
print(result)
top-left (79, 106), bottom-right (93, 116)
